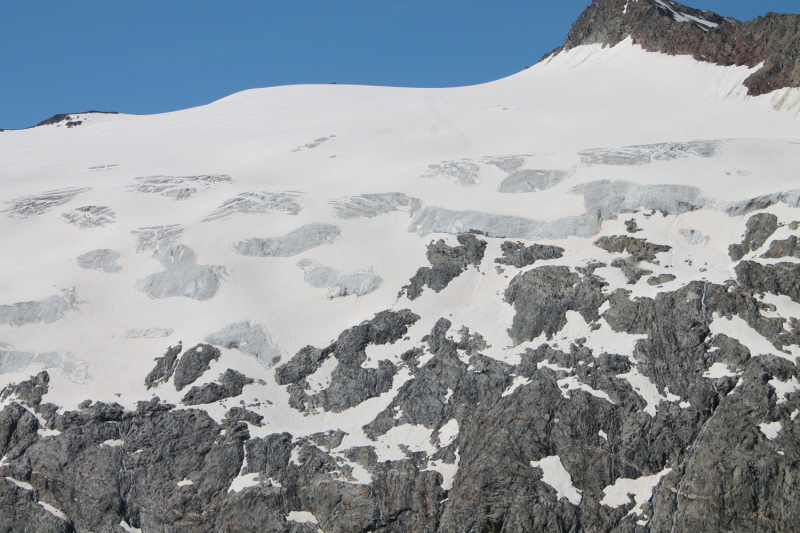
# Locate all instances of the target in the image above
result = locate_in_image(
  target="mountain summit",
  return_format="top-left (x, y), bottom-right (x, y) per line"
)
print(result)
top-left (546, 0), bottom-right (800, 95)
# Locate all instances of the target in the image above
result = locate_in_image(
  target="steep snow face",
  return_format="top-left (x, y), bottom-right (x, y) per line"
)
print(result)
top-left (0, 39), bottom-right (799, 531)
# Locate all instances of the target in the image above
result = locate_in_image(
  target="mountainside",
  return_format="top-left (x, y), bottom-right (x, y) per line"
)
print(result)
top-left (1, 2), bottom-right (800, 533)
top-left (546, 0), bottom-right (800, 96)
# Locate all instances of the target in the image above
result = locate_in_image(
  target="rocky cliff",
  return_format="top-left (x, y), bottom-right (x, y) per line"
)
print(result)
top-left (545, 0), bottom-right (800, 96)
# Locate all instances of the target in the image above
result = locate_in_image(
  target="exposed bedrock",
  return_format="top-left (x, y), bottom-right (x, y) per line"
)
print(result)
top-left (172, 344), bottom-right (221, 391)
top-left (494, 241), bottom-right (565, 268)
top-left (144, 344), bottom-right (182, 389)
top-left (736, 260), bottom-right (800, 304)
top-left (276, 309), bottom-right (420, 413)
top-left (546, 0), bottom-right (800, 96)
top-left (762, 234), bottom-right (800, 259)
top-left (504, 265), bottom-right (608, 344)
top-left (729, 213), bottom-right (779, 260)
top-left (401, 234), bottom-right (487, 300)
top-left (181, 369), bottom-right (254, 405)
top-left (594, 235), bottom-right (672, 263)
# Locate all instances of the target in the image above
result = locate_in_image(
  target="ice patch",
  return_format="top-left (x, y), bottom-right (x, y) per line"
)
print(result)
top-left (679, 228), bottom-right (710, 245)
top-left (136, 244), bottom-right (225, 301)
top-left (5, 477), bottom-right (33, 491)
top-left (132, 225), bottom-right (185, 254)
top-left (426, 159), bottom-right (481, 186)
top-left (62, 205), bottom-right (116, 228)
top-left (232, 223), bottom-right (340, 257)
top-left (330, 192), bottom-right (421, 220)
top-left (123, 327), bottom-right (174, 339)
top-left (0, 288), bottom-right (81, 327)
top-left (2, 187), bottom-right (90, 218)
top-left (77, 249), bottom-right (122, 273)
top-left (130, 174), bottom-right (234, 201)
top-left (177, 479), bottom-right (193, 487)
top-left (578, 141), bottom-right (721, 167)
top-left (498, 170), bottom-right (574, 193)
top-left (297, 259), bottom-right (382, 299)
top-left (204, 191), bottom-right (302, 221)
top-left (205, 320), bottom-right (282, 369)
top-left (558, 375), bottom-right (615, 403)
top-left (101, 439), bottom-right (124, 447)
top-left (530, 456), bottom-right (582, 505)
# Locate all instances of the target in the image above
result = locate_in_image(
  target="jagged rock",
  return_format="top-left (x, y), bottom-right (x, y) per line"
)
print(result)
top-left (625, 218), bottom-right (642, 233)
top-left (144, 343), bottom-right (182, 389)
top-left (223, 407), bottom-right (264, 427)
top-left (594, 235), bottom-right (671, 262)
top-left (729, 213), bottom-right (779, 260)
top-left (173, 344), bottom-right (221, 391)
top-left (611, 258), bottom-right (653, 284)
top-left (504, 266), bottom-right (608, 344)
top-left (762, 234), bottom-right (800, 259)
top-left (309, 430), bottom-right (347, 451)
top-left (0, 479), bottom-right (75, 533)
top-left (1, 371), bottom-right (49, 407)
top-left (736, 260), bottom-right (800, 304)
top-left (546, 0), bottom-right (800, 96)
top-left (181, 369), bottom-right (255, 405)
top-left (647, 273), bottom-right (677, 285)
top-left (276, 309), bottom-right (420, 413)
top-left (401, 234), bottom-right (487, 300)
top-left (494, 241), bottom-right (565, 268)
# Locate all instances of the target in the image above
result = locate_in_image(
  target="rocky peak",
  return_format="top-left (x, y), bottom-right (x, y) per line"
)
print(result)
top-left (544, 0), bottom-right (800, 96)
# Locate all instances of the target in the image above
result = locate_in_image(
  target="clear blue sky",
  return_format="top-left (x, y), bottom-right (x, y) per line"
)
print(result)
top-left (1, 0), bottom-right (796, 129)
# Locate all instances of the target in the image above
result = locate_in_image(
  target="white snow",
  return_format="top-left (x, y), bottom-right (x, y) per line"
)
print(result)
top-left (759, 421), bottom-right (782, 440)
top-left (599, 430), bottom-right (608, 441)
top-left (769, 377), bottom-right (800, 405)
top-left (101, 439), bottom-right (124, 447)
top-left (600, 468), bottom-right (672, 517)
top-left (438, 419), bottom-right (459, 446)
top-left (177, 478), bottom-right (193, 487)
top-left (38, 501), bottom-right (69, 521)
top-left (530, 456), bottom-right (582, 505)
top-left (120, 521), bottom-right (143, 533)
top-left (702, 362), bottom-right (741, 379)
top-left (287, 511), bottom-right (319, 524)
top-left (5, 477), bottom-right (33, 490)
top-left (228, 472), bottom-right (259, 493)
top-left (501, 375), bottom-right (531, 397)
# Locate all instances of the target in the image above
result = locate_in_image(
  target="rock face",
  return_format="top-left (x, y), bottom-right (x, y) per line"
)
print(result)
top-left (401, 234), bottom-right (487, 300)
top-left (545, 0), bottom-right (800, 96)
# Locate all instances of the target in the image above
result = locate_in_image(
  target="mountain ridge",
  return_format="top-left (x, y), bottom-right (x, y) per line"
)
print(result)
top-left (544, 0), bottom-right (800, 96)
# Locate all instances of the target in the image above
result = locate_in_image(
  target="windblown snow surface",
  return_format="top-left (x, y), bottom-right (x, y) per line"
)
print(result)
top-left (1, 38), bottom-right (800, 532)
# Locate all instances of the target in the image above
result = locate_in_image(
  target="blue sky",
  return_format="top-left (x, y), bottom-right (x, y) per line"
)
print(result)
top-left (1, 0), bottom-right (797, 129)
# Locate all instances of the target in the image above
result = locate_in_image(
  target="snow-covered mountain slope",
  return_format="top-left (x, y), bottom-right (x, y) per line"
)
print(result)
top-left (1, 8), bottom-right (800, 533)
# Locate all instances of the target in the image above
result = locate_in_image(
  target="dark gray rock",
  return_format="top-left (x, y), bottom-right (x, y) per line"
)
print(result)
top-left (1, 370), bottom-right (50, 407)
top-left (729, 213), bottom-right (779, 260)
top-left (495, 241), bottom-right (565, 268)
top-left (401, 234), bottom-right (487, 300)
top-left (181, 369), bottom-right (254, 405)
top-left (736, 260), bottom-right (800, 304)
top-left (223, 407), bottom-right (264, 427)
top-left (647, 273), bottom-right (677, 286)
top-left (545, 0), bottom-right (800, 97)
top-left (611, 258), bottom-right (653, 284)
top-left (505, 265), bottom-right (608, 344)
top-left (173, 344), bottom-right (221, 391)
top-left (625, 218), bottom-right (642, 233)
top-left (276, 310), bottom-right (420, 413)
top-left (595, 235), bottom-right (671, 263)
top-left (762, 234), bottom-right (800, 259)
top-left (144, 344), bottom-right (182, 389)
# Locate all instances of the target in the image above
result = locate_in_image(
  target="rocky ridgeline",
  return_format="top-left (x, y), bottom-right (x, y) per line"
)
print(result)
top-left (544, 0), bottom-right (800, 96)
